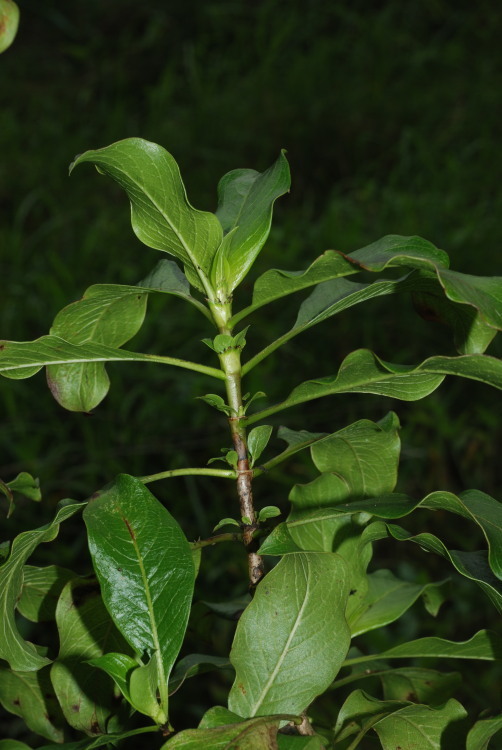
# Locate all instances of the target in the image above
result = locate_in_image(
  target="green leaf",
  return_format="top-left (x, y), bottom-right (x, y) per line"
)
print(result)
top-left (0, 742), bottom-right (31, 750)
top-left (335, 488), bottom-right (502, 580)
top-left (0, 335), bottom-right (223, 388)
top-left (373, 698), bottom-right (468, 748)
top-left (198, 706), bottom-right (244, 728)
top-left (46, 279), bottom-right (156, 410)
top-left (38, 726), bottom-right (159, 750)
top-left (343, 630), bottom-right (502, 664)
top-left (51, 578), bottom-right (133, 734)
top-left (247, 425), bottom-right (273, 466)
top-left (17, 565), bottom-right (74, 622)
top-left (277, 737), bottom-right (327, 750)
top-left (213, 517), bottom-right (241, 531)
top-left (161, 715), bottom-right (291, 749)
top-left (0, 502), bottom-right (85, 671)
top-left (86, 651), bottom-right (137, 704)
top-left (232, 234), bottom-right (446, 325)
top-left (43, 267), bottom-right (213, 409)
top-left (0, 665), bottom-right (65, 742)
top-left (198, 393), bottom-right (234, 416)
top-left (1, 471), bottom-right (41, 518)
top-left (386, 524), bottom-right (502, 611)
top-left (4, 472), bottom-right (41, 502)
top-left (70, 138), bottom-right (222, 294)
top-left (212, 151), bottom-right (290, 294)
top-left (334, 690), bottom-right (467, 748)
top-left (285, 415), bottom-right (400, 554)
top-left (169, 654), bottom-right (232, 694)
top-left (348, 569), bottom-right (447, 636)
top-left (466, 715), bottom-right (502, 750)
top-left (137, 257), bottom-right (211, 318)
top-left (228, 552), bottom-right (350, 717)
top-left (0, 0), bottom-right (19, 54)
top-left (247, 349), bottom-right (502, 424)
top-left (128, 654), bottom-right (165, 722)
top-left (83, 474), bottom-right (195, 720)
top-left (379, 667), bottom-right (461, 706)
top-left (258, 506), bottom-right (281, 522)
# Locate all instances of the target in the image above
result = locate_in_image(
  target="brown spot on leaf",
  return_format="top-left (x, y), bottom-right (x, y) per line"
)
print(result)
top-left (13, 698), bottom-right (21, 706)
top-left (238, 682), bottom-right (246, 695)
top-left (71, 704), bottom-right (80, 712)
top-left (123, 517), bottom-right (136, 541)
top-left (405, 692), bottom-right (418, 702)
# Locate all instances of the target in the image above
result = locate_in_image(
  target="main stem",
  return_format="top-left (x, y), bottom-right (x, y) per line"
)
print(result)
top-left (210, 300), bottom-right (265, 589)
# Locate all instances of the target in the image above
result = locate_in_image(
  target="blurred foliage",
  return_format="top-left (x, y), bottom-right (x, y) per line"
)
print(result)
top-left (1, 0), bottom-right (501, 743)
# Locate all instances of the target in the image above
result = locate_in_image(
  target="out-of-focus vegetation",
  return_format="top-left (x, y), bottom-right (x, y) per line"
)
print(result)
top-left (1, 0), bottom-right (501, 743)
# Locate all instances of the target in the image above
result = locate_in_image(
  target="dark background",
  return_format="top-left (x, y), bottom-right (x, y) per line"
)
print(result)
top-left (1, 0), bottom-right (501, 744)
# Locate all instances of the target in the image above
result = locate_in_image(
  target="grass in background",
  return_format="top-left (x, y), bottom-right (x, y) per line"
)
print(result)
top-left (1, 0), bottom-right (501, 741)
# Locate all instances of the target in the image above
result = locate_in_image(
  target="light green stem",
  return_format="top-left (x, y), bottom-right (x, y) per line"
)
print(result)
top-left (143, 353), bottom-right (225, 379)
top-left (140, 467), bottom-right (236, 484)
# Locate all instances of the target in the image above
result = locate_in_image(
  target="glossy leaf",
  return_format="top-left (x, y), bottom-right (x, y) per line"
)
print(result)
top-left (232, 235), bottom-right (446, 325)
top-left (70, 138), bottom-right (222, 293)
top-left (161, 715), bottom-right (288, 749)
top-left (466, 715), bottom-right (502, 750)
top-left (83, 474), bottom-right (195, 717)
top-left (0, 502), bottom-right (85, 671)
top-left (247, 425), bottom-right (273, 466)
top-left (212, 150), bottom-right (290, 293)
top-left (0, 665), bottom-right (65, 742)
top-left (51, 578), bottom-right (132, 734)
top-left (228, 552), bottom-right (350, 716)
top-left (247, 349), bottom-right (502, 424)
top-left (17, 565), bottom-right (74, 622)
top-left (348, 569), bottom-right (447, 636)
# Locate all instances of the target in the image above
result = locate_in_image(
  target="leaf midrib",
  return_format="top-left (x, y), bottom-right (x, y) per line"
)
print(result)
top-left (249, 556), bottom-right (311, 715)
